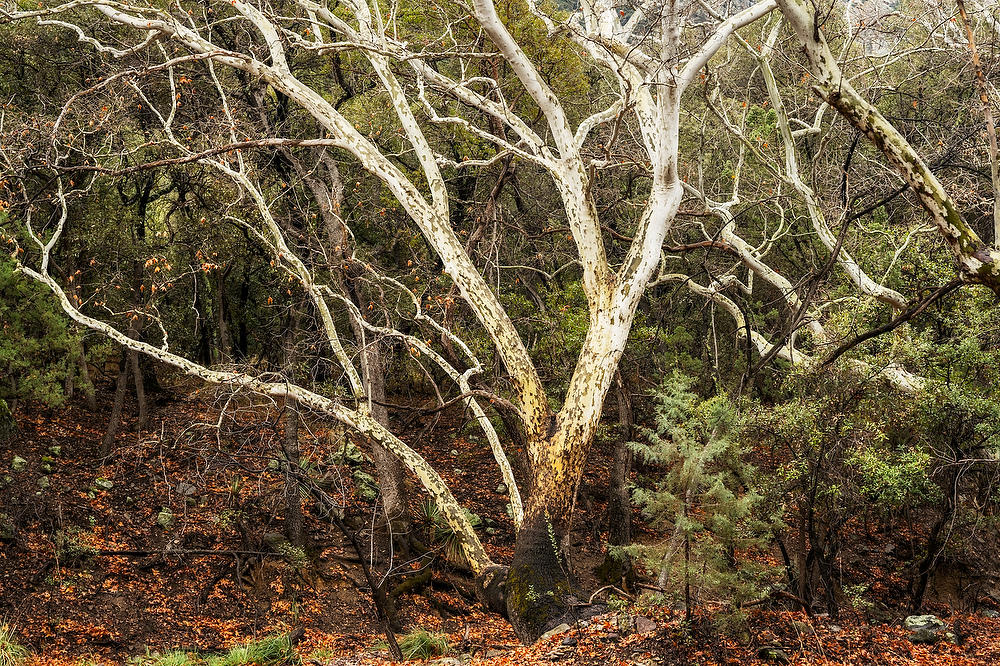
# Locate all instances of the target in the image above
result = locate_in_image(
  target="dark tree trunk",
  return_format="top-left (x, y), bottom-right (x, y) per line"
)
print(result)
top-left (101, 349), bottom-right (130, 456)
top-left (608, 373), bottom-right (633, 545)
top-left (599, 372), bottom-right (634, 586)
top-left (911, 473), bottom-right (957, 611)
top-left (364, 341), bottom-right (410, 531)
top-left (506, 495), bottom-right (574, 642)
top-left (129, 348), bottom-right (148, 431)
top-left (76, 345), bottom-right (97, 411)
top-left (282, 316), bottom-right (306, 547)
top-left (282, 403), bottom-right (305, 547)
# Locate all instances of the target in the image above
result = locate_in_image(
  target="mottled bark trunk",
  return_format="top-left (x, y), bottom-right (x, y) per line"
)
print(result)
top-left (506, 479), bottom-right (575, 642)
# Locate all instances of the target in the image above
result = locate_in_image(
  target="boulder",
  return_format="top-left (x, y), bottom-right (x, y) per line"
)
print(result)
top-left (757, 647), bottom-right (790, 664)
top-left (539, 623), bottom-right (572, 642)
top-left (904, 615), bottom-right (947, 644)
top-left (175, 481), bottom-right (197, 497)
top-left (632, 615), bottom-right (657, 634)
top-left (157, 508), bottom-right (174, 529)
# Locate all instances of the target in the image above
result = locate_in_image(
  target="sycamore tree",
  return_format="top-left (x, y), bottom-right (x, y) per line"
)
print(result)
top-left (2, 0), bottom-right (999, 641)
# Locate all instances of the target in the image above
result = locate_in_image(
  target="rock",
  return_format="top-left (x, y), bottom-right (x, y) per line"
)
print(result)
top-left (904, 615), bottom-right (946, 633)
top-left (352, 470), bottom-right (379, 501)
top-left (429, 658), bottom-right (461, 666)
top-left (262, 532), bottom-right (287, 547)
top-left (156, 508), bottom-right (174, 529)
top-left (496, 483), bottom-right (508, 494)
top-left (560, 636), bottom-right (577, 646)
top-left (539, 624), bottom-right (572, 642)
top-left (982, 609), bottom-right (1000, 619)
top-left (41, 463), bottom-right (53, 474)
top-left (37, 476), bottom-right (50, 489)
top-left (905, 614), bottom-right (947, 643)
top-left (757, 647), bottom-right (790, 664)
top-left (11, 456), bottom-right (27, 472)
top-left (94, 477), bottom-right (113, 491)
top-left (909, 628), bottom-right (940, 644)
top-left (48, 445), bottom-right (61, 456)
top-left (632, 615), bottom-right (657, 634)
top-left (791, 620), bottom-right (813, 634)
top-left (450, 449), bottom-right (459, 456)
top-left (329, 442), bottom-right (365, 465)
top-left (827, 624), bottom-right (842, 633)
top-left (484, 649), bottom-right (505, 658)
top-left (175, 481), bottom-right (197, 497)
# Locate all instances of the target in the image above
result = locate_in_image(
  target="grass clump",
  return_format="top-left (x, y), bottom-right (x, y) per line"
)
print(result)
top-left (0, 623), bottom-right (28, 666)
top-left (129, 649), bottom-right (199, 666)
top-left (397, 629), bottom-right (449, 660)
top-left (207, 634), bottom-right (298, 666)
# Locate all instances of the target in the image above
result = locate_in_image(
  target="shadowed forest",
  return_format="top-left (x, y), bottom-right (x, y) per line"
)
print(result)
top-left (2, 0), bottom-right (1000, 664)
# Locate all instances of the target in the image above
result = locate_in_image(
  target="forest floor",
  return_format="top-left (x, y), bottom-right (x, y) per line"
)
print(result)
top-left (2, 378), bottom-right (1000, 665)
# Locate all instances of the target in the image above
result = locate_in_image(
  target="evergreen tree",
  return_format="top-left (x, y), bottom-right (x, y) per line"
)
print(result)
top-left (627, 372), bottom-right (768, 623)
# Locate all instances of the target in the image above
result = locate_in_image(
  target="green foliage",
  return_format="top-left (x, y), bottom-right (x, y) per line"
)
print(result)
top-left (627, 372), bottom-right (771, 619)
top-left (127, 635), bottom-right (299, 666)
top-left (395, 628), bottom-right (449, 660)
top-left (0, 254), bottom-right (79, 408)
top-left (419, 500), bottom-right (481, 563)
top-left (206, 634), bottom-right (298, 666)
top-left (130, 650), bottom-right (199, 666)
top-left (55, 526), bottom-right (98, 561)
top-left (0, 623), bottom-right (28, 666)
